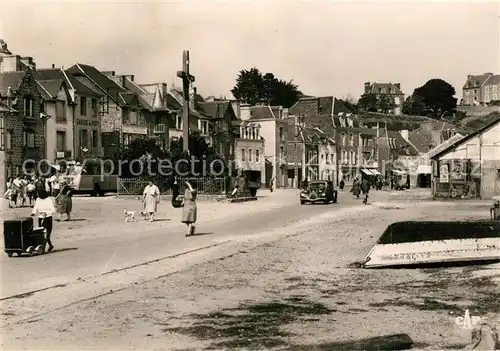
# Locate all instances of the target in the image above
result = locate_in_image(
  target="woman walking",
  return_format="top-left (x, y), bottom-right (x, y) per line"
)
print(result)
top-left (56, 183), bottom-right (73, 221)
top-left (182, 181), bottom-right (197, 237)
top-left (142, 180), bottom-right (160, 222)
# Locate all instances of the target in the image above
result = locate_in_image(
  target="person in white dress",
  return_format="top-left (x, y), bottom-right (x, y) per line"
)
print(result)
top-left (142, 181), bottom-right (160, 222)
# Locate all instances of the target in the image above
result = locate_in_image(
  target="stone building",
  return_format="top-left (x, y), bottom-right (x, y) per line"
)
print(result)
top-left (0, 41), bottom-right (44, 178)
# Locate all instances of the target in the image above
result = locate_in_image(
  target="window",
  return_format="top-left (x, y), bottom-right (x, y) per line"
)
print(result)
top-left (280, 146), bottom-right (284, 161)
top-left (129, 109), bottom-right (138, 125)
top-left (24, 130), bottom-right (35, 148)
top-left (493, 94), bottom-right (498, 101)
top-left (24, 96), bottom-right (33, 117)
top-left (80, 97), bottom-right (87, 116)
top-left (241, 149), bottom-right (246, 162)
top-left (39, 101), bottom-right (45, 113)
top-left (92, 130), bottom-right (99, 148)
top-left (56, 131), bottom-right (66, 151)
top-left (485, 94), bottom-right (490, 102)
top-left (279, 127), bottom-right (284, 140)
top-left (256, 149), bottom-right (260, 163)
top-left (248, 149), bottom-right (253, 162)
top-left (56, 100), bottom-right (66, 120)
top-left (199, 120), bottom-right (209, 135)
top-left (350, 134), bottom-right (354, 146)
top-left (341, 133), bottom-right (346, 145)
top-left (80, 129), bottom-right (89, 148)
top-left (485, 86), bottom-right (490, 93)
top-left (91, 98), bottom-right (98, 117)
top-left (256, 128), bottom-right (260, 140)
top-left (493, 86), bottom-right (498, 93)
top-left (176, 115), bottom-right (182, 130)
top-left (6, 130), bottom-right (12, 150)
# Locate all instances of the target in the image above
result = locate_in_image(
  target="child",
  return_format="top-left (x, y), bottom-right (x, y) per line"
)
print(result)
top-left (32, 189), bottom-right (56, 252)
top-left (26, 181), bottom-right (36, 207)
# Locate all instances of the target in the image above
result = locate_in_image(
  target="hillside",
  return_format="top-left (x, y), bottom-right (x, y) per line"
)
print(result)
top-left (458, 111), bottom-right (500, 131)
top-left (356, 112), bottom-right (447, 132)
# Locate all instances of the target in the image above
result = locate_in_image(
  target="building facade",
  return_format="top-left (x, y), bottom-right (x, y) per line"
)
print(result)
top-left (363, 82), bottom-right (405, 115)
top-left (240, 104), bottom-right (288, 189)
top-left (462, 73), bottom-right (500, 106)
top-left (233, 120), bottom-right (265, 186)
top-left (431, 116), bottom-right (500, 200)
top-left (0, 68), bottom-right (44, 178)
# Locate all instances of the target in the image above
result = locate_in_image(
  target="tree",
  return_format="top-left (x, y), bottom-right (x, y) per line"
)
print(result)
top-left (231, 68), bottom-right (302, 108)
top-left (413, 79), bottom-right (457, 119)
top-left (357, 93), bottom-right (378, 112)
top-left (402, 95), bottom-right (426, 116)
top-left (231, 68), bottom-right (264, 106)
top-left (377, 95), bottom-right (396, 114)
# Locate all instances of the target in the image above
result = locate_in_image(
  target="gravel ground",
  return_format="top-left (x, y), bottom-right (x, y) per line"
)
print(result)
top-left (0, 191), bottom-right (294, 243)
top-left (3, 200), bottom-right (500, 350)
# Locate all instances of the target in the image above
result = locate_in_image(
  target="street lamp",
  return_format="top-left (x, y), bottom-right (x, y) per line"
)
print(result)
top-left (294, 114), bottom-right (305, 189)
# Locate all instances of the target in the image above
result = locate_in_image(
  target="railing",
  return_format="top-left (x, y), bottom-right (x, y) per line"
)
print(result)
top-left (362, 145), bottom-right (374, 153)
top-left (153, 124), bottom-right (166, 134)
top-left (117, 176), bottom-right (228, 196)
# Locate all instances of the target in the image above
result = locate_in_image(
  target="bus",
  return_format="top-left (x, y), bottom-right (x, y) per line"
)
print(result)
top-left (64, 159), bottom-right (118, 196)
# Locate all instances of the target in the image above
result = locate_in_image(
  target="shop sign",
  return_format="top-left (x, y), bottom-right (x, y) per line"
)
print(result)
top-left (76, 119), bottom-right (99, 127)
top-left (440, 163), bottom-right (449, 183)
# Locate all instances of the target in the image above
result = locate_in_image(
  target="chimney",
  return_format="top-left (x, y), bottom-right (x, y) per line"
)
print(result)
top-left (130, 75), bottom-right (134, 82)
top-left (121, 75), bottom-right (126, 88)
top-left (102, 71), bottom-right (115, 77)
top-left (364, 82), bottom-right (371, 94)
top-left (240, 104), bottom-right (251, 120)
top-left (0, 55), bottom-right (22, 72)
top-left (282, 108), bottom-right (289, 119)
top-left (193, 87), bottom-right (197, 99)
top-left (231, 101), bottom-right (241, 119)
top-left (51, 64), bottom-right (55, 69)
top-left (467, 74), bottom-right (472, 80)
top-left (399, 129), bottom-right (409, 141)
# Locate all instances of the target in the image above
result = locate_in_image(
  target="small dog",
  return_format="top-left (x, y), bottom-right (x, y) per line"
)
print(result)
top-left (123, 209), bottom-right (137, 222)
top-left (123, 209), bottom-right (148, 222)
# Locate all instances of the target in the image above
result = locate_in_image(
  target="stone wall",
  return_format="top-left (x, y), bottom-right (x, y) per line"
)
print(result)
top-left (3, 70), bottom-right (44, 177)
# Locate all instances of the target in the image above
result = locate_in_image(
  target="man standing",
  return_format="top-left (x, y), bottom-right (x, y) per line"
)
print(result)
top-left (361, 178), bottom-right (370, 205)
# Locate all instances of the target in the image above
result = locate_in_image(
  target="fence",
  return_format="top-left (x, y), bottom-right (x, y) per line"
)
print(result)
top-left (117, 177), bottom-right (228, 197)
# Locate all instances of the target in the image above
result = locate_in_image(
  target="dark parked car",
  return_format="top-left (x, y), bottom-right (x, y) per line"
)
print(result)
top-left (300, 180), bottom-right (338, 205)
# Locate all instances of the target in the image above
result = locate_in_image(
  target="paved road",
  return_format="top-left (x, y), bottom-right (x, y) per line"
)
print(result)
top-left (0, 190), bottom-right (379, 299)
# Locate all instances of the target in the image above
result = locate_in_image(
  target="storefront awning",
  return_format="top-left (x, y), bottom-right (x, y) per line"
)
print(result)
top-left (361, 169), bottom-right (374, 175)
top-left (416, 165), bottom-right (432, 174)
top-left (370, 169), bottom-right (381, 175)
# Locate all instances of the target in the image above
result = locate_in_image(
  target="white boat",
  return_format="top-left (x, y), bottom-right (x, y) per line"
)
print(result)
top-left (363, 221), bottom-right (500, 268)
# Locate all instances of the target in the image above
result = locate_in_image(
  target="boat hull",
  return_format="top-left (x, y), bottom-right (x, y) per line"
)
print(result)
top-left (364, 238), bottom-right (500, 268)
top-left (363, 220), bottom-right (500, 268)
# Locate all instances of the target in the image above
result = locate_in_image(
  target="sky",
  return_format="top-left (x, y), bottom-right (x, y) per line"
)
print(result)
top-left (1, 1), bottom-right (499, 101)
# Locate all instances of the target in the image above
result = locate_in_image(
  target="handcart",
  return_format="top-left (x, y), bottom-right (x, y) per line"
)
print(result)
top-left (4, 217), bottom-right (47, 257)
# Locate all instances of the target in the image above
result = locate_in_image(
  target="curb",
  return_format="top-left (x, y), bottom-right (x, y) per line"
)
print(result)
top-left (218, 197), bottom-right (258, 203)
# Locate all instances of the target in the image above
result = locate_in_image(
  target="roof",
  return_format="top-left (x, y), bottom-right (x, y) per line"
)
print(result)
top-left (484, 74), bottom-right (500, 86)
top-left (463, 74), bottom-right (493, 90)
top-left (248, 105), bottom-right (276, 120)
top-left (289, 96), bottom-right (352, 117)
top-left (408, 120), bottom-right (460, 152)
top-left (198, 101), bottom-right (234, 120)
top-left (0, 71), bottom-right (25, 96)
top-left (66, 75), bottom-right (102, 96)
top-left (67, 63), bottom-right (124, 102)
top-left (367, 82), bottom-right (404, 95)
top-left (36, 79), bottom-right (64, 98)
top-left (33, 68), bottom-right (65, 81)
top-left (0, 101), bottom-right (17, 113)
top-left (424, 133), bottom-right (465, 159)
top-left (304, 114), bottom-right (336, 136)
top-left (432, 114), bottom-right (500, 159)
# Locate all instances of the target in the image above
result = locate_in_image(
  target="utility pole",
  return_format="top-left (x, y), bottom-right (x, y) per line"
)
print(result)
top-left (176, 50), bottom-right (195, 153)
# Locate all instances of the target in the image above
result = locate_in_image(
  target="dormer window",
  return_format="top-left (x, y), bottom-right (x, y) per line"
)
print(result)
top-left (24, 96), bottom-right (33, 117)
top-left (255, 127), bottom-right (260, 140)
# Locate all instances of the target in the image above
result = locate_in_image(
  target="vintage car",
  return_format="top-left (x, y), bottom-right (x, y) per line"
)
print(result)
top-left (300, 180), bottom-right (338, 205)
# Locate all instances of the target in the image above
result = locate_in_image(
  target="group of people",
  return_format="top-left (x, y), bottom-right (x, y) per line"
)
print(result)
top-left (351, 177), bottom-right (371, 204)
top-left (4, 173), bottom-right (73, 220)
top-left (142, 179), bottom-right (198, 237)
